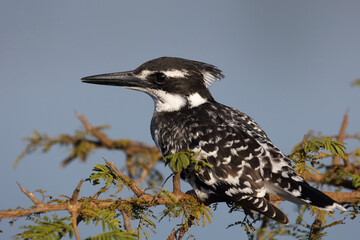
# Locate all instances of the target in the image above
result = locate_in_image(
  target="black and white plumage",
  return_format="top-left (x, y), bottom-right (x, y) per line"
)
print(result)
top-left (82, 57), bottom-right (346, 224)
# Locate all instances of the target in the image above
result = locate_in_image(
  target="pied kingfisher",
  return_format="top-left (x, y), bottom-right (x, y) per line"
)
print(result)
top-left (82, 57), bottom-right (345, 224)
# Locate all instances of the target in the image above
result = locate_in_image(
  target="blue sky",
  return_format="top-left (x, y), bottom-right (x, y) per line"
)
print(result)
top-left (1, 1), bottom-right (359, 239)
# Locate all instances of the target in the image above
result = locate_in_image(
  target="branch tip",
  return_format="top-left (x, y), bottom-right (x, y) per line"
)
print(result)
top-left (17, 182), bottom-right (42, 206)
top-left (70, 180), bottom-right (84, 204)
top-left (332, 111), bottom-right (349, 166)
top-left (77, 112), bottom-right (112, 147)
top-left (105, 159), bottom-right (144, 197)
top-left (120, 209), bottom-right (133, 232)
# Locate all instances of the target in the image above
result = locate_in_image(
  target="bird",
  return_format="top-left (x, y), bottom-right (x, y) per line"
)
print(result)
top-left (81, 57), bottom-right (346, 224)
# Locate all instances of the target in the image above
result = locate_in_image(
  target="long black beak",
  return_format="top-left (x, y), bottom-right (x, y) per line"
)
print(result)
top-left (81, 71), bottom-right (147, 89)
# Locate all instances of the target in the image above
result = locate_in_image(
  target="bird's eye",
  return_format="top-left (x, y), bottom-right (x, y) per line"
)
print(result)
top-left (154, 72), bottom-right (166, 84)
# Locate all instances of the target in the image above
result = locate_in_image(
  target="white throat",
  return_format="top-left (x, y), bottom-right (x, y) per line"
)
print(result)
top-left (152, 90), bottom-right (187, 112)
top-left (150, 90), bottom-right (208, 112)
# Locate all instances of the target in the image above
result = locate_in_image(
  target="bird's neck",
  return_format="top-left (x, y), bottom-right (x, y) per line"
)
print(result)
top-left (152, 92), bottom-right (210, 113)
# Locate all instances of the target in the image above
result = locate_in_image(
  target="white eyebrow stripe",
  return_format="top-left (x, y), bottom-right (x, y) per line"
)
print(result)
top-left (162, 69), bottom-right (189, 78)
top-left (136, 69), bottom-right (189, 80)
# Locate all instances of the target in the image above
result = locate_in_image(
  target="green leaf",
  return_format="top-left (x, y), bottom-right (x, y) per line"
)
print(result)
top-left (86, 231), bottom-right (137, 240)
top-left (163, 151), bottom-right (193, 172)
top-left (17, 215), bottom-right (73, 240)
top-left (88, 164), bottom-right (119, 187)
top-left (180, 153), bottom-right (190, 169)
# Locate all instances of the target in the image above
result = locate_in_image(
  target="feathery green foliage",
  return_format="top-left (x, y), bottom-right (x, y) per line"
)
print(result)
top-left (328, 168), bottom-right (360, 188)
top-left (14, 126), bottom-right (108, 168)
top-left (163, 151), bottom-right (213, 172)
top-left (88, 164), bottom-right (120, 187)
top-left (290, 137), bottom-right (346, 175)
top-left (159, 192), bottom-right (213, 230)
top-left (86, 231), bottom-right (137, 240)
top-left (16, 215), bottom-right (74, 240)
top-left (82, 209), bottom-right (137, 240)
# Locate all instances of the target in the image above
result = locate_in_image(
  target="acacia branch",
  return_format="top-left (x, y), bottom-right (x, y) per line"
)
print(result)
top-left (120, 208), bottom-right (132, 232)
top-left (332, 111), bottom-right (349, 166)
top-left (126, 154), bottom-right (134, 179)
top-left (17, 182), bottom-right (43, 206)
top-left (68, 181), bottom-right (83, 240)
top-left (105, 159), bottom-right (145, 197)
top-left (302, 172), bottom-right (357, 190)
top-left (70, 210), bottom-right (81, 240)
top-left (137, 155), bottom-right (159, 185)
top-left (70, 180), bottom-right (83, 205)
top-left (167, 223), bottom-right (188, 240)
top-left (9, 112), bottom-right (360, 239)
top-left (2, 180), bottom-right (357, 220)
top-left (76, 112), bottom-right (113, 148)
top-left (76, 113), bottom-right (161, 157)
top-left (74, 113), bottom-right (162, 183)
top-left (173, 172), bottom-right (182, 196)
top-left (13, 113), bottom-right (161, 168)
top-left (308, 212), bottom-right (325, 240)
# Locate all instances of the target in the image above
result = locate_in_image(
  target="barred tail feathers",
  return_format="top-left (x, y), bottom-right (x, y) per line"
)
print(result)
top-left (265, 179), bottom-right (346, 212)
top-left (296, 182), bottom-right (346, 211)
top-left (238, 196), bottom-right (289, 225)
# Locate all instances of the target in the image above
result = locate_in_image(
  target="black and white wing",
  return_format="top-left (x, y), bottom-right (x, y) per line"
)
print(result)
top-left (183, 102), bottom-right (344, 224)
top-left (181, 103), bottom-right (290, 223)
top-left (151, 101), bottom-right (345, 224)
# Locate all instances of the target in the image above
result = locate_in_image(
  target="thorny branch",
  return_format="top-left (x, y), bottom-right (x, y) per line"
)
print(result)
top-left (77, 112), bottom-right (163, 186)
top-left (1, 176), bottom-right (358, 240)
top-left (17, 182), bottom-right (43, 206)
top-left (6, 112), bottom-right (360, 239)
top-left (1, 178), bottom-right (358, 240)
top-left (76, 112), bottom-right (162, 166)
top-left (308, 212), bottom-right (326, 240)
top-left (14, 112), bottom-right (162, 171)
top-left (332, 110), bottom-right (348, 166)
top-left (307, 111), bottom-right (351, 239)
top-left (76, 112), bottom-right (113, 148)
top-left (105, 159), bottom-right (145, 197)
top-left (1, 179), bottom-right (358, 220)
top-left (302, 172), bottom-right (358, 190)
top-left (68, 180), bottom-right (84, 240)
top-left (120, 208), bottom-right (133, 232)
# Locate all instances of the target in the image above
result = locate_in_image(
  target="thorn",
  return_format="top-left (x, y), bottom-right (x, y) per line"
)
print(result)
top-left (70, 180), bottom-right (84, 205)
top-left (17, 182), bottom-right (42, 206)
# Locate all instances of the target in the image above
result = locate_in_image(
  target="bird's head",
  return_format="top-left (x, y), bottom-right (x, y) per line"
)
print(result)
top-left (81, 57), bottom-right (224, 112)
